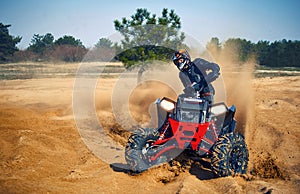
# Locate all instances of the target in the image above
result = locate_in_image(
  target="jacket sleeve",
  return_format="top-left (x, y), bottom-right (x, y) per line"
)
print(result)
top-left (206, 62), bottom-right (220, 83)
top-left (179, 71), bottom-right (191, 88)
top-left (194, 58), bottom-right (220, 83)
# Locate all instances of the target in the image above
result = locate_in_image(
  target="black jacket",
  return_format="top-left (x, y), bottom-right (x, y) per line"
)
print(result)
top-left (179, 58), bottom-right (220, 94)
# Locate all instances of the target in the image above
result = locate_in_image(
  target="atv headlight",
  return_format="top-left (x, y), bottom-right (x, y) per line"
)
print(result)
top-left (211, 103), bottom-right (227, 116)
top-left (158, 98), bottom-right (175, 112)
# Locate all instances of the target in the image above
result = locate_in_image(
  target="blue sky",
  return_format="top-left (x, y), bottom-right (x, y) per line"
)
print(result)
top-left (1, 0), bottom-right (299, 49)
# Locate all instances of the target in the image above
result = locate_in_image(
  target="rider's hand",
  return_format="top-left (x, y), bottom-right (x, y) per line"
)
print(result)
top-left (191, 82), bottom-right (201, 91)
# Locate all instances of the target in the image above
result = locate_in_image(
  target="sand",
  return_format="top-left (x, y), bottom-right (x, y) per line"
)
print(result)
top-left (0, 75), bottom-right (299, 193)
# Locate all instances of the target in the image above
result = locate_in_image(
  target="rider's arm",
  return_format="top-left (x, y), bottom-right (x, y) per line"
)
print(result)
top-left (194, 58), bottom-right (220, 83)
top-left (205, 62), bottom-right (220, 83)
top-left (179, 71), bottom-right (191, 88)
top-left (179, 72), bottom-right (199, 93)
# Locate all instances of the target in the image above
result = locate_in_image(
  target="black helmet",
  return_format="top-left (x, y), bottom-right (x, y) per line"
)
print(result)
top-left (172, 49), bottom-right (191, 71)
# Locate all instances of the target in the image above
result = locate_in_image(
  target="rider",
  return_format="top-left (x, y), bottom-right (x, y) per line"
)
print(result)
top-left (172, 49), bottom-right (220, 105)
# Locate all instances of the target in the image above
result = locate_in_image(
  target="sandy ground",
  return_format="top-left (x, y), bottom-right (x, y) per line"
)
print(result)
top-left (0, 76), bottom-right (299, 193)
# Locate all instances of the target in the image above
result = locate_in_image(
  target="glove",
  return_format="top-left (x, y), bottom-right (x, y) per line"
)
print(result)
top-left (191, 82), bottom-right (203, 92)
top-left (191, 82), bottom-right (199, 90)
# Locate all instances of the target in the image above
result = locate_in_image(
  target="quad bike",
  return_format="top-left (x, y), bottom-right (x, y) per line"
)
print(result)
top-left (125, 91), bottom-right (249, 177)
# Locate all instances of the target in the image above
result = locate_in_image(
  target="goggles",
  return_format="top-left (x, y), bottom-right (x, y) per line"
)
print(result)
top-left (173, 58), bottom-right (187, 71)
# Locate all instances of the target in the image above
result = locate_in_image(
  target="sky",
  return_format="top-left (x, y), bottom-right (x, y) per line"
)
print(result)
top-left (1, 0), bottom-right (300, 49)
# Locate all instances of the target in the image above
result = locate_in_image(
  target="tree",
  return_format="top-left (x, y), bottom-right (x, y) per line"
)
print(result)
top-left (254, 40), bottom-right (270, 66)
top-left (206, 37), bottom-right (221, 60)
top-left (262, 39), bottom-right (300, 67)
top-left (52, 35), bottom-right (86, 62)
top-left (54, 35), bottom-right (84, 48)
top-left (94, 38), bottom-right (113, 49)
top-left (27, 33), bottom-right (54, 54)
top-left (26, 34), bottom-right (86, 62)
top-left (206, 37), bottom-right (300, 67)
top-left (113, 8), bottom-right (186, 68)
top-left (223, 38), bottom-right (255, 63)
top-left (85, 38), bottom-right (116, 61)
top-left (49, 45), bottom-right (87, 62)
top-left (0, 23), bottom-right (22, 62)
top-left (285, 40), bottom-right (300, 67)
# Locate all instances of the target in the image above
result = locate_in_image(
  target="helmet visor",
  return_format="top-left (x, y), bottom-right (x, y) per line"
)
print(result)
top-left (173, 58), bottom-right (186, 70)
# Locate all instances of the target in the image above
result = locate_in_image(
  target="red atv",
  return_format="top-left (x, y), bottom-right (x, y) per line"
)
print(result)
top-left (125, 93), bottom-right (249, 177)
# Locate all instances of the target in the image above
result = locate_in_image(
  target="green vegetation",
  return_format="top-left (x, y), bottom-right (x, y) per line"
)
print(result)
top-left (27, 33), bottom-right (54, 54)
top-left (94, 38), bottom-right (114, 49)
top-left (86, 38), bottom-right (116, 62)
top-left (206, 37), bottom-right (300, 67)
top-left (0, 9), bottom-right (299, 68)
top-left (54, 35), bottom-right (84, 47)
top-left (25, 33), bottom-right (87, 62)
top-left (113, 8), bottom-right (186, 68)
top-left (0, 23), bottom-right (21, 62)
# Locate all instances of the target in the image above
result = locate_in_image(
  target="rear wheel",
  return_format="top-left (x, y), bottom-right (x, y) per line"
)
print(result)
top-left (211, 133), bottom-right (248, 177)
top-left (125, 127), bottom-right (159, 172)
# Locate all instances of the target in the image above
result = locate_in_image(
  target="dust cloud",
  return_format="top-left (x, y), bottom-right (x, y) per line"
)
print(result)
top-left (200, 48), bottom-right (256, 137)
top-left (96, 51), bottom-right (255, 138)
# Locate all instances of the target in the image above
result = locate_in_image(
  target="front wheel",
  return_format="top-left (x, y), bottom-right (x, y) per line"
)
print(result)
top-left (125, 127), bottom-right (159, 172)
top-left (211, 133), bottom-right (249, 177)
